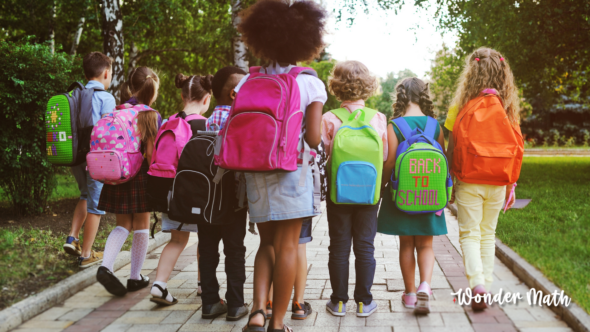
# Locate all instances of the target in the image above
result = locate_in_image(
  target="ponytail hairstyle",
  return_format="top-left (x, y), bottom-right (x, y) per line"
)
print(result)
top-left (124, 66), bottom-right (160, 106)
top-left (391, 77), bottom-right (435, 119)
top-left (175, 73), bottom-right (213, 103)
top-left (124, 66), bottom-right (160, 144)
top-left (451, 47), bottom-right (520, 125)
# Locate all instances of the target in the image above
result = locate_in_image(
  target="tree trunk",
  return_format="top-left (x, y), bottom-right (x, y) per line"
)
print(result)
top-left (70, 16), bottom-right (85, 56)
top-left (48, 1), bottom-right (56, 54)
top-left (128, 41), bottom-right (138, 76)
top-left (101, 0), bottom-right (124, 102)
top-left (231, 0), bottom-right (248, 71)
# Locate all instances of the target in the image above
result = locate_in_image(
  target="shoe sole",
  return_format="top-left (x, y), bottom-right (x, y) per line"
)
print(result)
top-left (150, 297), bottom-right (178, 306)
top-left (226, 311), bottom-right (248, 321)
top-left (63, 244), bottom-right (81, 257)
top-left (326, 306), bottom-right (346, 317)
top-left (202, 311), bottom-right (228, 319)
top-left (414, 293), bottom-right (430, 315)
top-left (356, 307), bottom-right (377, 317)
top-left (127, 280), bottom-right (150, 292)
top-left (79, 258), bottom-right (103, 269)
top-left (96, 269), bottom-right (127, 297)
top-left (291, 307), bottom-right (312, 320)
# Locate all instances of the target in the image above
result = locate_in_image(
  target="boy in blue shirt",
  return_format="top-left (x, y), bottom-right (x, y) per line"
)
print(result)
top-left (64, 52), bottom-right (117, 268)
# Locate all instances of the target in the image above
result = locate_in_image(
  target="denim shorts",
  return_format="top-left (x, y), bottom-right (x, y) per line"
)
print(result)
top-left (299, 218), bottom-right (313, 244)
top-left (71, 162), bottom-right (105, 215)
top-left (245, 165), bottom-right (318, 223)
top-left (161, 213), bottom-right (199, 233)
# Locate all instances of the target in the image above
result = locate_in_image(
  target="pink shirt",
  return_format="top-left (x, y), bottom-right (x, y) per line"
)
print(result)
top-left (321, 100), bottom-right (389, 160)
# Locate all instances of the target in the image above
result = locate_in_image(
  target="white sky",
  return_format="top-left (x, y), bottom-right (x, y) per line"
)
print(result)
top-left (323, 0), bottom-right (457, 79)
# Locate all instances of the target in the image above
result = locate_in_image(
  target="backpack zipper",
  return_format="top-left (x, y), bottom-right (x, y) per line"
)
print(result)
top-left (172, 170), bottom-right (211, 223)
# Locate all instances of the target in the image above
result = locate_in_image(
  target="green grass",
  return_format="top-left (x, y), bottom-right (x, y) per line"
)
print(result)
top-left (0, 224), bottom-right (133, 309)
top-left (497, 157), bottom-right (590, 313)
top-left (0, 173), bottom-right (80, 203)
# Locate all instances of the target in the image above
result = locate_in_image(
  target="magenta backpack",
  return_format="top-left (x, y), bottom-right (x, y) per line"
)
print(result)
top-left (146, 112), bottom-right (205, 212)
top-left (86, 103), bottom-right (157, 185)
top-left (214, 66), bottom-right (318, 173)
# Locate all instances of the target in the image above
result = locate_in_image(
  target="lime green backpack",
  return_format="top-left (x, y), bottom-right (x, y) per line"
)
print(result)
top-left (329, 108), bottom-right (383, 205)
top-left (390, 117), bottom-right (452, 214)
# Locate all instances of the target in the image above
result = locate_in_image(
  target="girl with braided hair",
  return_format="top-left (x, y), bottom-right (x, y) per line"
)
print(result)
top-left (377, 77), bottom-right (447, 315)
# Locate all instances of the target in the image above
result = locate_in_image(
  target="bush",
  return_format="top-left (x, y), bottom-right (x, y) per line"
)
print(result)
top-left (0, 38), bottom-right (83, 215)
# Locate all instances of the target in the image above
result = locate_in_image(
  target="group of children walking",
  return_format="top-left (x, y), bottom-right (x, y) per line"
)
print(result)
top-left (59, 1), bottom-right (523, 331)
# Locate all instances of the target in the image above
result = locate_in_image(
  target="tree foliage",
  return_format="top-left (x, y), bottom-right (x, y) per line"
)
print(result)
top-left (426, 44), bottom-right (463, 130)
top-left (0, 39), bottom-right (83, 215)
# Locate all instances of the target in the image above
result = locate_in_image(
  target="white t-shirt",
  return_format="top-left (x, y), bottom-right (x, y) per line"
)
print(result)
top-left (234, 65), bottom-right (328, 114)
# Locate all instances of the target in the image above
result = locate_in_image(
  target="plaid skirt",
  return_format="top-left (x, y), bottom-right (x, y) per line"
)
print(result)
top-left (98, 161), bottom-right (150, 214)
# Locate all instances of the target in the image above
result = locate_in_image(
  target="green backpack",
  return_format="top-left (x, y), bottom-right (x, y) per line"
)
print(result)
top-left (329, 107), bottom-right (383, 205)
top-left (45, 82), bottom-right (101, 166)
top-left (390, 117), bottom-right (452, 214)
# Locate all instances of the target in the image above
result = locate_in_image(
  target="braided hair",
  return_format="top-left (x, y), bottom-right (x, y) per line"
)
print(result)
top-left (391, 77), bottom-right (435, 119)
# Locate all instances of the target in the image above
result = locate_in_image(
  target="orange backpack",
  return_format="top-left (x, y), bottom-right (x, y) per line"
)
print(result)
top-left (452, 94), bottom-right (524, 186)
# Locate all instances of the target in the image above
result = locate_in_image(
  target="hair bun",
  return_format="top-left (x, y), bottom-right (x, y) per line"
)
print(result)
top-left (200, 75), bottom-right (214, 92)
top-left (175, 73), bottom-right (190, 89)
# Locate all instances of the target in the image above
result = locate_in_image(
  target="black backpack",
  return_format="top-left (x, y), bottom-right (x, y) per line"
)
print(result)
top-left (147, 114), bottom-right (202, 213)
top-left (45, 82), bottom-right (102, 166)
top-left (168, 123), bottom-right (241, 225)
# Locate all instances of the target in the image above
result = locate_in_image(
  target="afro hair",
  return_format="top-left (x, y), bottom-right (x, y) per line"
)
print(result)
top-left (239, 0), bottom-right (327, 64)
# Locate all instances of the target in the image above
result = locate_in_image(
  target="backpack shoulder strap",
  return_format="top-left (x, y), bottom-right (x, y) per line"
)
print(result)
top-left (391, 117), bottom-right (413, 141)
top-left (249, 66), bottom-right (262, 74)
top-left (287, 66), bottom-right (318, 78)
top-left (424, 117), bottom-right (438, 139)
top-left (361, 107), bottom-right (378, 123)
top-left (331, 108), bottom-right (351, 124)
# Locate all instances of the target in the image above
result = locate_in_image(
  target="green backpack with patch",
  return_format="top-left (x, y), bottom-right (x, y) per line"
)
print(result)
top-left (45, 82), bottom-right (101, 166)
top-left (390, 117), bottom-right (452, 214)
top-left (329, 107), bottom-right (383, 205)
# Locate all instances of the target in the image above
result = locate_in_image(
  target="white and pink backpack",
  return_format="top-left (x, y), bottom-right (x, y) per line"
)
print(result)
top-left (214, 66), bottom-right (318, 175)
top-left (87, 103), bottom-right (157, 185)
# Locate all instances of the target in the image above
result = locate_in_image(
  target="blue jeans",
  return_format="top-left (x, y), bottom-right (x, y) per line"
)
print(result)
top-left (71, 162), bottom-right (105, 215)
top-left (327, 199), bottom-right (379, 304)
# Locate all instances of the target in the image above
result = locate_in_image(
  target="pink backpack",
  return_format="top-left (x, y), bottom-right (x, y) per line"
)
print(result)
top-left (214, 66), bottom-right (318, 173)
top-left (86, 103), bottom-right (157, 185)
top-left (148, 112), bottom-right (203, 178)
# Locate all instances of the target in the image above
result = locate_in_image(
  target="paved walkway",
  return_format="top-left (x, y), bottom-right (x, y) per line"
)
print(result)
top-left (12, 206), bottom-right (572, 332)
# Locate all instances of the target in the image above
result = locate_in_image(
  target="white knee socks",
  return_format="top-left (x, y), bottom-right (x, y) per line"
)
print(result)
top-left (101, 226), bottom-right (129, 272)
top-left (130, 229), bottom-right (149, 280)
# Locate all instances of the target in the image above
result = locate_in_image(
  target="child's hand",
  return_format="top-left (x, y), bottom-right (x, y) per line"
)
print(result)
top-left (504, 185), bottom-right (516, 210)
top-left (449, 186), bottom-right (456, 204)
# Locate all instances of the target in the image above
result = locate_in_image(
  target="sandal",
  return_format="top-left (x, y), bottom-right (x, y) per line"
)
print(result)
top-left (267, 325), bottom-right (293, 332)
top-left (149, 284), bottom-right (178, 306)
top-left (242, 309), bottom-right (266, 332)
top-left (266, 300), bottom-right (273, 319)
top-left (291, 301), bottom-right (312, 320)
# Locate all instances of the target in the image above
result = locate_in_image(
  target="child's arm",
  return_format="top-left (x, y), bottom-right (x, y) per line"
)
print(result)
top-left (304, 101), bottom-right (323, 149)
top-left (446, 131), bottom-right (454, 167)
top-left (505, 183), bottom-right (516, 209)
top-left (382, 124), bottom-right (398, 188)
top-left (145, 138), bottom-right (154, 165)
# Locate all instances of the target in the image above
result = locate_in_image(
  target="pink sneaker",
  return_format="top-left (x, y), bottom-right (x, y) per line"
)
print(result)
top-left (402, 292), bottom-right (417, 309)
top-left (414, 282), bottom-right (432, 315)
top-left (471, 284), bottom-right (488, 311)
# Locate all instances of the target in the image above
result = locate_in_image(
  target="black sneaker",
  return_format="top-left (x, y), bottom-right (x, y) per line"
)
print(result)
top-left (96, 266), bottom-right (127, 297)
top-left (202, 299), bottom-right (228, 319)
top-left (227, 304), bottom-right (249, 321)
top-left (127, 274), bottom-right (150, 292)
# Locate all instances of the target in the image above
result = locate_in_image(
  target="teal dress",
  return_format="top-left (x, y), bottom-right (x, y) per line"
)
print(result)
top-left (377, 116), bottom-right (448, 236)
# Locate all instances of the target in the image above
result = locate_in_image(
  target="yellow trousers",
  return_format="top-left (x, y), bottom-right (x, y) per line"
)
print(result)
top-left (455, 180), bottom-right (506, 290)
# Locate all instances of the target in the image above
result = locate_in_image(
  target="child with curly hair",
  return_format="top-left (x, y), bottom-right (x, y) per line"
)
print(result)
top-left (321, 60), bottom-right (386, 318)
top-left (445, 47), bottom-right (523, 311)
top-left (236, 1), bottom-right (328, 331)
top-left (377, 77), bottom-right (448, 315)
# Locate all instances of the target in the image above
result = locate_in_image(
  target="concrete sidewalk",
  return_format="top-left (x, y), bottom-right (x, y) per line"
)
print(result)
top-left (11, 207), bottom-right (572, 332)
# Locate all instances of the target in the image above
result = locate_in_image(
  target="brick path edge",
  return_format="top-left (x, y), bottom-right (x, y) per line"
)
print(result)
top-left (495, 238), bottom-right (590, 332)
top-left (0, 231), bottom-right (172, 332)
